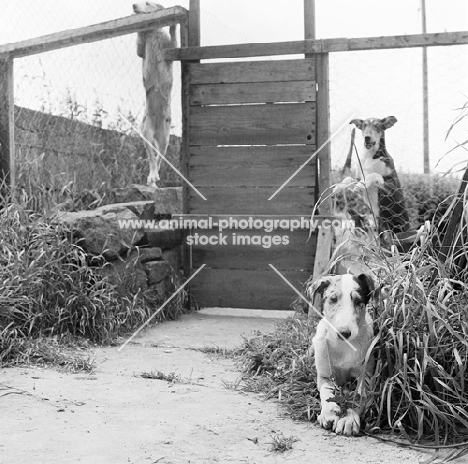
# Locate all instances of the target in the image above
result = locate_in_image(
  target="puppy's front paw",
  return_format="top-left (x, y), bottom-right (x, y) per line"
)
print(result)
top-left (333, 176), bottom-right (355, 193)
top-left (334, 409), bottom-right (361, 436)
top-left (317, 403), bottom-right (341, 430)
top-left (365, 172), bottom-right (384, 188)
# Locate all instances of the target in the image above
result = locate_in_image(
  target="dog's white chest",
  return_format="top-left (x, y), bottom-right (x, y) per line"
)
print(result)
top-left (361, 152), bottom-right (392, 178)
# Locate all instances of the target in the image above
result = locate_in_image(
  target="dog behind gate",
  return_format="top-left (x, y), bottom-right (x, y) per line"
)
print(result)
top-left (133, 1), bottom-right (176, 187)
top-left (307, 274), bottom-right (377, 436)
top-left (339, 117), bottom-right (410, 236)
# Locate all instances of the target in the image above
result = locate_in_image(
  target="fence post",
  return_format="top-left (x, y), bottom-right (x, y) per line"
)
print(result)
top-left (188, 0), bottom-right (200, 47)
top-left (304, 0), bottom-right (331, 215)
top-left (315, 54), bottom-right (331, 215)
top-left (0, 57), bottom-right (14, 196)
top-left (181, 1), bottom-right (200, 298)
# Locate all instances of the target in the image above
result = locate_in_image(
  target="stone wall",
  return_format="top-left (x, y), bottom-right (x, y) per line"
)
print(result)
top-left (57, 186), bottom-right (185, 307)
top-left (14, 106), bottom-right (182, 191)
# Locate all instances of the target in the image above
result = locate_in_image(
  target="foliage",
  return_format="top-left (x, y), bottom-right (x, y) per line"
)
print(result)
top-left (238, 242), bottom-right (468, 445)
top-left (239, 104), bottom-right (468, 444)
top-left (0, 203), bottom-right (185, 367)
top-left (269, 433), bottom-right (299, 453)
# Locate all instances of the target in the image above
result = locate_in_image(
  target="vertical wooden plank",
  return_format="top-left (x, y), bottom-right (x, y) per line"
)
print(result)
top-left (304, 0), bottom-right (329, 218)
top-left (310, 227), bottom-right (333, 319)
top-left (0, 57), bottom-right (14, 195)
top-left (180, 18), bottom-right (191, 284)
top-left (185, 1), bottom-right (200, 308)
top-left (312, 228), bottom-right (333, 279)
top-left (189, 0), bottom-right (201, 47)
top-left (304, 0), bottom-right (316, 41)
top-left (305, 0), bottom-right (331, 215)
top-left (315, 53), bottom-right (332, 215)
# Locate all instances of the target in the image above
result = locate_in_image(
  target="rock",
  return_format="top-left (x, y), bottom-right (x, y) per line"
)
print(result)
top-left (145, 228), bottom-right (183, 250)
top-left (117, 201), bottom-right (155, 219)
top-left (138, 247), bottom-right (163, 263)
top-left (145, 279), bottom-right (167, 309)
top-left (112, 186), bottom-right (183, 214)
top-left (146, 261), bottom-right (172, 285)
top-left (57, 205), bottom-right (144, 260)
top-left (97, 250), bottom-right (148, 295)
top-left (162, 246), bottom-right (182, 272)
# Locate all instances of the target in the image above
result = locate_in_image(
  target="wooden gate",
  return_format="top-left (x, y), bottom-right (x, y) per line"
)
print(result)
top-left (183, 58), bottom-right (320, 310)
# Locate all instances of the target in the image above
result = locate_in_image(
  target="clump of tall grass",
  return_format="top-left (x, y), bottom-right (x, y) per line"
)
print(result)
top-left (0, 203), bottom-right (185, 367)
top-left (238, 210), bottom-right (468, 447)
top-left (238, 316), bottom-right (320, 421)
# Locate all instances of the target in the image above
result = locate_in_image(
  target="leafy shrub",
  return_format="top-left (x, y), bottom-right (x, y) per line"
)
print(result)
top-left (399, 173), bottom-right (459, 230)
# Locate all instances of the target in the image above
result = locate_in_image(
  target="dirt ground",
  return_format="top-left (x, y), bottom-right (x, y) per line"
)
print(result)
top-left (1, 308), bottom-right (428, 464)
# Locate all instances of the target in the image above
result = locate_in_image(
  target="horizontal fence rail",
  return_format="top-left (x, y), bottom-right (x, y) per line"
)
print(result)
top-left (0, 6), bottom-right (187, 59)
top-left (165, 31), bottom-right (468, 61)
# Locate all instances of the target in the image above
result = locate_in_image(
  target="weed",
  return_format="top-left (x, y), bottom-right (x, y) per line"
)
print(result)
top-left (0, 203), bottom-right (185, 367)
top-left (269, 433), bottom-right (299, 453)
top-left (138, 371), bottom-right (183, 383)
top-left (196, 346), bottom-right (238, 357)
top-left (221, 377), bottom-right (243, 390)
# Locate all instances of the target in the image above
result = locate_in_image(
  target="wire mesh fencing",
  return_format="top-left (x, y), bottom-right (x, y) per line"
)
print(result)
top-left (10, 23), bottom-right (183, 213)
top-left (328, 44), bottom-right (467, 241)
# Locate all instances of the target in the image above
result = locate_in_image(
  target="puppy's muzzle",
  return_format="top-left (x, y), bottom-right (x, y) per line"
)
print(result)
top-left (364, 136), bottom-right (376, 149)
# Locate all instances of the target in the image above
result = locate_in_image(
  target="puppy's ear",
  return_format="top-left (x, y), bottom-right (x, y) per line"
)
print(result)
top-left (380, 116), bottom-right (397, 130)
top-left (350, 119), bottom-right (364, 130)
top-left (306, 277), bottom-right (331, 314)
top-left (356, 273), bottom-right (380, 307)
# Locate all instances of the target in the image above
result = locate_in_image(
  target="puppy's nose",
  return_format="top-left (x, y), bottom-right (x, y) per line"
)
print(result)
top-left (339, 330), bottom-right (352, 340)
top-left (364, 136), bottom-right (371, 144)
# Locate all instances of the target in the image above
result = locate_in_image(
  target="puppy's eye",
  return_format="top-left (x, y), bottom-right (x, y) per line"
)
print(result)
top-left (354, 298), bottom-right (362, 306)
top-left (329, 295), bottom-right (338, 303)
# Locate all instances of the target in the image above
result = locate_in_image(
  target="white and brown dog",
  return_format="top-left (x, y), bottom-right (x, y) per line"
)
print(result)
top-left (307, 274), bottom-right (377, 436)
top-left (342, 117), bottom-right (410, 235)
top-left (133, 1), bottom-right (176, 187)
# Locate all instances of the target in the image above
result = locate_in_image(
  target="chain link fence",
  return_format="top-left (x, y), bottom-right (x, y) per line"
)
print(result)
top-left (3, 3), bottom-right (183, 213)
top-left (2, 1), bottom-right (467, 224)
top-left (329, 44), bottom-right (467, 236)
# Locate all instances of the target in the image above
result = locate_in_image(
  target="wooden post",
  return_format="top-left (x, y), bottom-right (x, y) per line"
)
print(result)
top-left (304, 0), bottom-right (315, 41)
top-left (421, 0), bottom-right (430, 176)
top-left (315, 54), bottom-right (331, 215)
top-left (188, 0), bottom-right (201, 47)
top-left (305, 0), bottom-right (332, 280)
top-left (304, 0), bottom-right (331, 216)
top-left (182, 0), bottom-right (201, 305)
top-left (0, 57), bottom-right (14, 196)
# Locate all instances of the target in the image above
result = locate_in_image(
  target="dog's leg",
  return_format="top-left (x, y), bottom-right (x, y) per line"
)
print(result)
top-left (169, 25), bottom-right (177, 44)
top-left (334, 342), bottom-right (374, 436)
top-left (318, 381), bottom-right (343, 431)
top-left (146, 139), bottom-right (160, 188)
top-left (313, 330), bottom-right (362, 436)
top-left (136, 31), bottom-right (146, 58)
top-left (313, 332), bottom-right (342, 431)
top-left (142, 118), bottom-right (161, 188)
top-left (147, 150), bottom-right (160, 187)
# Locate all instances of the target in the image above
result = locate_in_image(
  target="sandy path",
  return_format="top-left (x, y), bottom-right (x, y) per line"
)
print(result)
top-left (1, 309), bottom-right (425, 464)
